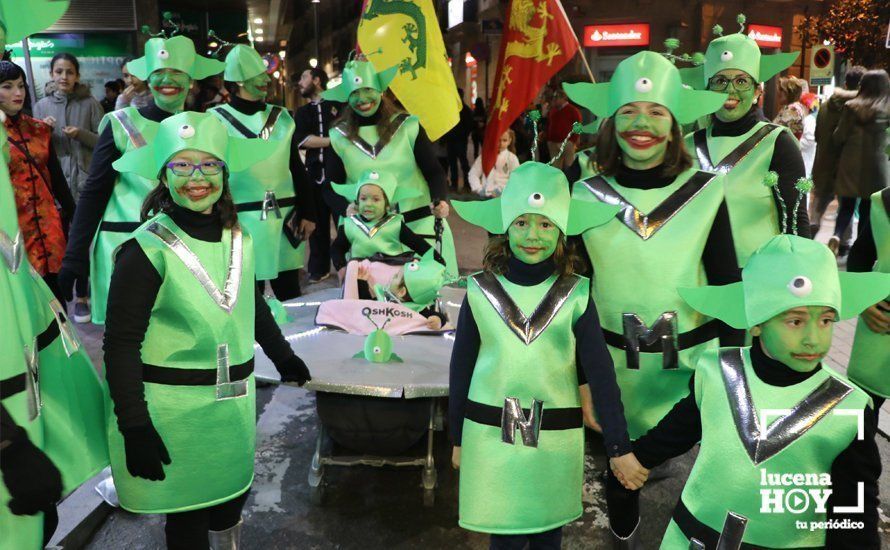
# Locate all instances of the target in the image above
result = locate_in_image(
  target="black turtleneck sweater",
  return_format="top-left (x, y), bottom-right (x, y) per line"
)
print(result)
top-left (448, 256), bottom-right (632, 457)
top-left (62, 102), bottom-right (171, 276)
top-left (631, 340), bottom-right (880, 548)
top-left (710, 109), bottom-right (810, 238)
top-left (225, 96), bottom-right (317, 224)
top-left (103, 204), bottom-right (297, 429)
top-left (324, 110), bottom-right (449, 212)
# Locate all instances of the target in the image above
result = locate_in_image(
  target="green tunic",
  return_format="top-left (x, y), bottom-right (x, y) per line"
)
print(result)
top-left (329, 113), bottom-right (458, 277)
top-left (573, 169), bottom-right (724, 439)
top-left (847, 189), bottom-right (890, 398)
top-left (209, 103), bottom-right (305, 279)
top-left (686, 122), bottom-right (786, 267)
top-left (460, 272), bottom-right (587, 534)
top-left (107, 215), bottom-right (256, 514)
top-left (660, 348), bottom-right (868, 549)
top-left (91, 107), bottom-right (160, 324)
top-left (343, 213), bottom-right (409, 260)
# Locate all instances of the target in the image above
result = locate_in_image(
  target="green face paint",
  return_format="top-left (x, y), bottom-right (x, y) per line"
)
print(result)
top-left (240, 71), bottom-right (271, 101)
top-left (614, 101), bottom-right (673, 170)
top-left (164, 150), bottom-right (224, 213)
top-left (710, 69), bottom-right (757, 123)
top-left (349, 88), bottom-right (381, 117)
top-left (757, 306), bottom-right (836, 373)
top-left (357, 183), bottom-right (387, 221)
top-left (507, 213), bottom-right (560, 265)
top-left (149, 69), bottom-right (191, 114)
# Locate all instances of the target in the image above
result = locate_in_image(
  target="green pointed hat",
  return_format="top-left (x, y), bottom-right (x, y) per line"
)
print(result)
top-left (321, 59), bottom-right (399, 103)
top-left (112, 111), bottom-right (280, 180)
top-left (0, 0), bottom-right (69, 44)
top-left (403, 250), bottom-right (448, 306)
top-left (563, 51), bottom-right (726, 125)
top-left (452, 162), bottom-right (619, 235)
top-left (680, 21), bottom-right (799, 89)
top-left (223, 44), bottom-right (267, 82)
top-left (332, 169), bottom-right (421, 204)
top-left (679, 235), bottom-right (890, 329)
top-left (127, 35), bottom-right (225, 81)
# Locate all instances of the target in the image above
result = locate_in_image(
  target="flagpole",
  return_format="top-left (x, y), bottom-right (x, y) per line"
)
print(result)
top-left (552, 0), bottom-right (595, 83)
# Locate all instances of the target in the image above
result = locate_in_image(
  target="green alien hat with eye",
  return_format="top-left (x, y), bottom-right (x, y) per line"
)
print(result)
top-left (321, 58), bottom-right (399, 103)
top-left (679, 15), bottom-right (799, 90)
top-left (0, 0), bottom-right (69, 44)
top-left (401, 249), bottom-right (449, 307)
top-left (563, 51), bottom-right (727, 125)
top-left (127, 35), bottom-right (225, 81)
top-left (332, 169), bottom-right (421, 204)
top-left (679, 235), bottom-right (890, 329)
top-left (112, 111), bottom-right (280, 181)
top-left (223, 44), bottom-right (267, 82)
top-left (452, 161), bottom-right (619, 235)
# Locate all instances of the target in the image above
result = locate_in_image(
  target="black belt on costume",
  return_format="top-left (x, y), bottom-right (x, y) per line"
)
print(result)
top-left (401, 206), bottom-right (433, 223)
top-left (602, 319), bottom-right (720, 352)
top-left (142, 358), bottom-right (254, 386)
top-left (100, 221), bottom-right (141, 233)
top-left (1, 320), bottom-right (60, 400)
top-left (237, 196), bottom-right (297, 212)
top-left (673, 499), bottom-right (822, 550)
top-left (465, 399), bottom-right (582, 430)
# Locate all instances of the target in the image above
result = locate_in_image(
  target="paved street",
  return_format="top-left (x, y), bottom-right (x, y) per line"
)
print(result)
top-left (74, 201), bottom-right (889, 548)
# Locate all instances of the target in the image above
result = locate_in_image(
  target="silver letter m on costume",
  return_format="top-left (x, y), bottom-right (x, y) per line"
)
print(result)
top-left (501, 397), bottom-right (544, 447)
top-left (622, 312), bottom-right (679, 370)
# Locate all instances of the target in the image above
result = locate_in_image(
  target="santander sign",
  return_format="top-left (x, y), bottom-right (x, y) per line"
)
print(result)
top-left (747, 24), bottom-right (783, 47)
top-left (583, 24), bottom-right (650, 47)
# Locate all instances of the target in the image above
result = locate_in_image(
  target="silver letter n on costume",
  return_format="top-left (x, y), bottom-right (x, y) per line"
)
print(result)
top-left (501, 397), bottom-right (544, 447)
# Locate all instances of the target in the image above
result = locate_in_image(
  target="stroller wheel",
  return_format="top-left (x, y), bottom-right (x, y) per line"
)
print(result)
top-left (310, 483), bottom-right (325, 506)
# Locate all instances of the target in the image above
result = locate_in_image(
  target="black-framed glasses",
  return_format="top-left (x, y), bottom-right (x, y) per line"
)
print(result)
top-left (707, 74), bottom-right (756, 92)
top-left (166, 160), bottom-right (227, 177)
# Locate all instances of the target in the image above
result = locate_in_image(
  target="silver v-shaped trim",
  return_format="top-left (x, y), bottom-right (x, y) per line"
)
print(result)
top-left (147, 221), bottom-right (243, 313)
top-left (473, 272), bottom-right (580, 345)
top-left (48, 298), bottom-right (82, 357)
top-left (693, 124), bottom-right (779, 174)
top-left (333, 113), bottom-right (410, 159)
top-left (719, 348), bottom-right (853, 465)
top-left (580, 171), bottom-right (715, 240)
top-left (349, 214), bottom-right (397, 238)
top-left (0, 229), bottom-right (24, 273)
top-left (112, 110), bottom-right (148, 148)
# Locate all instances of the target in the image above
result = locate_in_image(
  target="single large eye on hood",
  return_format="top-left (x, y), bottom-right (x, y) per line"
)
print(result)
top-left (528, 192), bottom-right (545, 208)
top-left (787, 276), bottom-right (813, 298)
top-left (157, 49), bottom-right (170, 60)
top-left (178, 125), bottom-right (196, 139)
top-left (635, 77), bottom-right (653, 93)
top-left (720, 50), bottom-right (734, 62)
top-left (353, 76), bottom-right (363, 85)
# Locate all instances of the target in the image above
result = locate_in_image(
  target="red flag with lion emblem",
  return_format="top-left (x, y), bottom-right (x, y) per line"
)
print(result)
top-left (482, 0), bottom-right (578, 174)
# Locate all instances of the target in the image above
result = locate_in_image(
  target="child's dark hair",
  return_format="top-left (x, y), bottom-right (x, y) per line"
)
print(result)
top-left (141, 169), bottom-right (239, 229)
top-left (50, 53), bottom-right (80, 74)
top-left (482, 233), bottom-right (586, 277)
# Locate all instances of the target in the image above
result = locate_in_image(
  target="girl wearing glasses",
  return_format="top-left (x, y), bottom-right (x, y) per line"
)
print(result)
top-left (681, 16), bottom-right (808, 267)
top-left (103, 112), bottom-right (311, 549)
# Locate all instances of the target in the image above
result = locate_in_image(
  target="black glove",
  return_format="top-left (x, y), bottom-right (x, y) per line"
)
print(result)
top-left (56, 265), bottom-right (85, 303)
top-left (1, 430), bottom-right (63, 515)
top-left (120, 422), bottom-right (171, 481)
top-left (276, 355), bottom-right (311, 386)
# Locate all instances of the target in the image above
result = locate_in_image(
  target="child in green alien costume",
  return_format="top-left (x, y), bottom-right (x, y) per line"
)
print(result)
top-left (57, 30), bottom-right (225, 325)
top-left (104, 112), bottom-right (311, 549)
top-left (448, 161), bottom-right (645, 547)
top-left (330, 169), bottom-right (442, 280)
top-left (372, 250), bottom-right (451, 330)
top-left (846, 188), bottom-right (890, 416)
top-left (563, 51), bottom-right (743, 445)
top-left (681, 15), bottom-right (807, 266)
top-left (1, 3), bottom-right (109, 549)
top-left (210, 42), bottom-right (317, 302)
top-left (606, 235), bottom-right (888, 549)
top-left (323, 58), bottom-right (459, 278)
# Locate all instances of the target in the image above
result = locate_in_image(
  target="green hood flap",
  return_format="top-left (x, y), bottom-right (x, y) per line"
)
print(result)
top-left (223, 44), bottom-right (267, 82)
top-left (679, 235), bottom-right (890, 329)
top-left (127, 35), bottom-right (225, 81)
top-left (563, 51), bottom-right (726, 125)
top-left (112, 111), bottom-right (281, 180)
top-left (453, 162), bottom-right (619, 235)
top-left (0, 0), bottom-right (69, 44)
top-left (321, 59), bottom-right (399, 103)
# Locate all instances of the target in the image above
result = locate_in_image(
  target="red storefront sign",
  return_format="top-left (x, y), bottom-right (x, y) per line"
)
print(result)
top-left (583, 23), bottom-right (650, 47)
top-left (747, 24), bottom-right (783, 48)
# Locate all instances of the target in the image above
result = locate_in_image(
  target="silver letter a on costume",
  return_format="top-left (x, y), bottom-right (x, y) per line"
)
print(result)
top-left (622, 312), bottom-right (679, 370)
top-left (216, 344), bottom-right (248, 400)
top-left (501, 397), bottom-right (544, 447)
top-left (260, 190), bottom-right (282, 221)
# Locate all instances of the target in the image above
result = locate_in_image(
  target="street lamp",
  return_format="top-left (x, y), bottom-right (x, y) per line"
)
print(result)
top-left (309, 58), bottom-right (318, 68)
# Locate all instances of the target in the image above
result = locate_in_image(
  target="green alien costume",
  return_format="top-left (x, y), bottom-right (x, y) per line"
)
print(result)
top-left (563, 51), bottom-right (730, 439)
